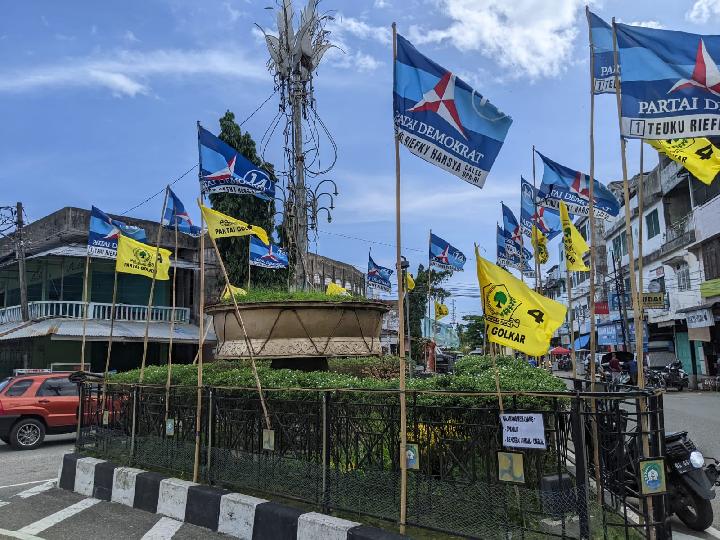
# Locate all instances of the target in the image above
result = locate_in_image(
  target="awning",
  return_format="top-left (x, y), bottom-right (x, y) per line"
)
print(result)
top-left (0, 318), bottom-right (215, 344)
top-left (573, 334), bottom-right (590, 350)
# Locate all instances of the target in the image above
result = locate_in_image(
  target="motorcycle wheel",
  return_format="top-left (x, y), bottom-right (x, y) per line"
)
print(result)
top-left (675, 487), bottom-right (714, 531)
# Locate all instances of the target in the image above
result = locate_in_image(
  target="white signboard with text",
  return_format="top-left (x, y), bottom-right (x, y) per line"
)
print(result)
top-left (501, 413), bottom-right (546, 450)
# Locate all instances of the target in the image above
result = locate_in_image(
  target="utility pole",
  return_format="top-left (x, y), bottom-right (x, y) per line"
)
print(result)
top-left (16, 202), bottom-right (29, 321)
top-left (611, 251), bottom-right (629, 352)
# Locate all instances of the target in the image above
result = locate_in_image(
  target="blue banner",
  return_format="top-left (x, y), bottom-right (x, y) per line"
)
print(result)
top-left (616, 23), bottom-right (720, 138)
top-left (367, 255), bottom-right (393, 293)
top-left (198, 125), bottom-right (275, 200)
top-left (429, 233), bottom-right (466, 271)
top-left (249, 235), bottom-right (288, 269)
top-left (87, 206), bottom-right (146, 259)
top-left (496, 225), bottom-right (531, 271)
top-left (588, 10), bottom-right (616, 94)
top-left (163, 187), bottom-right (201, 237)
top-left (393, 34), bottom-right (512, 188)
top-left (501, 203), bottom-right (523, 257)
top-left (536, 151), bottom-right (620, 219)
top-left (520, 177), bottom-right (561, 240)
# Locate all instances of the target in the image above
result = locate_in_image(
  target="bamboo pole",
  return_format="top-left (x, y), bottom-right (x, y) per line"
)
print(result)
top-left (392, 22), bottom-right (408, 535)
top-left (427, 229), bottom-right (433, 373)
top-left (247, 236), bottom-right (252, 290)
top-left (103, 270), bottom-right (119, 380)
top-left (612, 19), bottom-right (653, 535)
top-left (586, 5), bottom-right (603, 504)
top-left (140, 189), bottom-right (170, 382)
top-left (566, 270), bottom-right (577, 379)
top-left (80, 254), bottom-right (91, 371)
top-left (165, 221), bottom-right (179, 424)
top-left (531, 147), bottom-right (542, 292)
top-left (637, 143), bottom-right (646, 379)
top-left (192, 203), bottom-right (205, 483)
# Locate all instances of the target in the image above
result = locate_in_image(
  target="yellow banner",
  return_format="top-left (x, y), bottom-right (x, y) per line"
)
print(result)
top-left (434, 300), bottom-right (449, 320)
top-left (326, 282), bottom-right (349, 296)
top-left (200, 204), bottom-right (269, 246)
top-left (221, 284), bottom-right (247, 301)
top-left (531, 225), bottom-right (549, 265)
top-left (115, 236), bottom-right (171, 280)
top-left (476, 248), bottom-right (566, 356)
top-left (648, 138), bottom-right (720, 185)
top-left (560, 201), bottom-right (589, 271)
top-left (406, 273), bottom-right (416, 291)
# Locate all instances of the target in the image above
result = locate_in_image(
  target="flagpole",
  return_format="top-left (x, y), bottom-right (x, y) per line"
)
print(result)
top-left (103, 269), bottom-right (119, 381)
top-left (192, 201), bottom-right (204, 483)
top-left (247, 237), bottom-right (252, 290)
top-left (612, 19), bottom-right (654, 535)
top-left (566, 268), bottom-right (577, 379)
top-left (531, 147), bottom-right (542, 292)
top-left (427, 229), bottom-right (432, 372)
top-left (637, 142), bottom-right (646, 381)
top-left (165, 220), bottom-right (179, 425)
top-left (140, 188), bottom-right (170, 383)
top-left (392, 22), bottom-right (408, 536)
top-left (80, 253), bottom-right (91, 371)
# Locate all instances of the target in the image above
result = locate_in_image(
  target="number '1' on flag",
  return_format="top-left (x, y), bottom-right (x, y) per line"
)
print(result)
top-left (393, 34), bottom-right (512, 188)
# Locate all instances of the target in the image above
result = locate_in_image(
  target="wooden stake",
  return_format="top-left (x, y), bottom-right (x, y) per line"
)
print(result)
top-left (140, 189), bottom-right (170, 382)
top-left (104, 270), bottom-right (119, 380)
top-left (165, 221), bottom-right (179, 424)
top-left (192, 202), bottom-right (205, 484)
top-left (80, 254), bottom-right (91, 372)
top-left (247, 237), bottom-right (252, 290)
top-left (637, 142), bottom-right (646, 382)
top-left (566, 270), bottom-right (577, 379)
top-left (392, 22), bottom-right (408, 535)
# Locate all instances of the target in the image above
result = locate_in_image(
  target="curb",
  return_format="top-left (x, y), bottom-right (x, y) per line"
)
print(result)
top-left (58, 453), bottom-right (408, 540)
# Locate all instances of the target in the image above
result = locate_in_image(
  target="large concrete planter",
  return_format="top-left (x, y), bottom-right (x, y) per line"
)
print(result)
top-left (206, 301), bottom-right (390, 362)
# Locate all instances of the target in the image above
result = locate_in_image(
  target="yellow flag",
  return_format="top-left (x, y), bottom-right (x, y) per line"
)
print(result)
top-left (221, 284), bottom-right (247, 301)
top-left (434, 300), bottom-right (449, 320)
top-left (531, 225), bottom-right (549, 265)
top-left (326, 282), bottom-right (349, 296)
top-left (200, 204), bottom-right (269, 246)
top-left (475, 248), bottom-right (566, 356)
top-left (116, 235), bottom-right (171, 280)
top-left (559, 201), bottom-right (589, 272)
top-left (648, 138), bottom-right (720, 185)
top-left (406, 273), bottom-right (415, 291)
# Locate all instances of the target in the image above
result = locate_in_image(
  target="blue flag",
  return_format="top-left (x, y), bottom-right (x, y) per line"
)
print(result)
top-left (87, 206), bottom-right (146, 259)
top-left (497, 224), bottom-right (532, 272)
top-left (198, 125), bottom-right (275, 200)
top-left (249, 236), bottom-right (288, 269)
top-left (587, 10), bottom-right (616, 94)
top-left (520, 177), bottom-right (561, 240)
top-left (393, 34), bottom-right (512, 188)
top-left (501, 203), bottom-right (523, 256)
top-left (163, 188), bottom-right (201, 237)
top-left (536, 151), bottom-right (620, 219)
top-left (616, 23), bottom-right (720, 138)
top-left (367, 255), bottom-right (393, 293)
top-left (429, 233), bottom-right (466, 271)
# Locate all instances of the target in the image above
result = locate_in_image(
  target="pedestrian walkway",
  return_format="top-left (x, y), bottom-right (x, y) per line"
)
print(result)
top-left (0, 485), bottom-right (226, 540)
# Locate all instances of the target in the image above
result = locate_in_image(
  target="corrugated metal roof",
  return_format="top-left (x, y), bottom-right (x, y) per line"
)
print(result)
top-left (0, 318), bottom-right (215, 343)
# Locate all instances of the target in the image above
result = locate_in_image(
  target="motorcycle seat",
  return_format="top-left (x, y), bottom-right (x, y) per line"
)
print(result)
top-left (665, 431), bottom-right (688, 442)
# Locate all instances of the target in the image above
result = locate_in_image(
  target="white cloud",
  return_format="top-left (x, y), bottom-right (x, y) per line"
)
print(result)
top-left (329, 50), bottom-right (383, 72)
top-left (328, 15), bottom-right (391, 46)
top-left (406, 0), bottom-right (585, 80)
top-left (374, 0), bottom-right (390, 7)
top-left (0, 47), bottom-right (268, 97)
top-left (223, 1), bottom-right (244, 23)
top-left (687, 0), bottom-right (720, 23)
top-left (623, 20), bottom-right (665, 29)
top-left (123, 30), bottom-right (140, 43)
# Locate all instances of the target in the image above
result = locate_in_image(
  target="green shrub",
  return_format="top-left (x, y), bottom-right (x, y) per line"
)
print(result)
top-left (220, 288), bottom-right (372, 304)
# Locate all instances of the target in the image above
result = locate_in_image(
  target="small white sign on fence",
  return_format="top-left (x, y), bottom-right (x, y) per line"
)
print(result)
top-left (500, 413), bottom-right (546, 450)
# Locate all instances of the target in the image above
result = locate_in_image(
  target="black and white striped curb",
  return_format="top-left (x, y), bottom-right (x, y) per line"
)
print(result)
top-left (58, 453), bottom-right (408, 540)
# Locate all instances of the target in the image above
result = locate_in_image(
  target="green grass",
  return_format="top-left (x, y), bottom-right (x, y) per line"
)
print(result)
top-left (220, 287), bottom-right (373, 304)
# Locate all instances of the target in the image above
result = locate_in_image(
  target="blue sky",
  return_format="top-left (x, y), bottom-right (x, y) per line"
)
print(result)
top-left (2, 0), bottom-right (719, 320)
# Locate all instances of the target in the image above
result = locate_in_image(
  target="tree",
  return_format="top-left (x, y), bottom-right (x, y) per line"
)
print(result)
top-left (406, 264), bottom-right (453, 361)
top-left (209, 110), bottom-right (287, 289)
top-left (459, 315), bottom-right (485, 352)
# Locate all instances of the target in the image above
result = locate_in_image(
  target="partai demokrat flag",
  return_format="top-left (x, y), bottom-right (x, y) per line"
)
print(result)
top-left (501, 203), bottom-right (523, 257)
top-left (367, 255), bottom-right (393, 293)
top-left (476, 247), bottom-right (566, 356)
top-left (115, 235), bottom-right (171, 281)
top-left (520, 177), bottom-right (561, 240)
top-left (587, 10), bottom-right (616, 94)
top-left (616, 23), bottom-right (720, 139)
top-left (536, 151), bottom-right (620, 219)
top-left (199, 204), bottom-right (270, 246)
top-left (559, 201), bottom-right (590, 272)
top-left (163, 187), bottom-right (202, 237)
top-left (429, 233), bottom-right (466, 271)
top-left (647, 138), bottom-right (720, 184)
top-left (393, 34), bottom-right (512, 188)
top-left (87, 206), bottom-right (147, 259)
top-left (249, 235), bottom-right (288, 269)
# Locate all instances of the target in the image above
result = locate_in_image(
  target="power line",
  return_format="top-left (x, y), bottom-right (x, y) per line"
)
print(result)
top-left (120, 163), bottom-right (198, 216)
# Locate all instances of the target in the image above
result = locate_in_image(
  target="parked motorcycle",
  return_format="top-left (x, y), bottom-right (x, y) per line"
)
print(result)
top-left (661, 361), bottom-right (688, 391)
top-left (644, 369), bottom-right (666, 390)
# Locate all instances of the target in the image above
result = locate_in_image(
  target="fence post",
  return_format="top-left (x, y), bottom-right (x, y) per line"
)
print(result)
top-left (130, 385), bottom-right (138, 462)
top-left (206, 387), bottom-right (214, 484)
top-left (322, 391), bottom-right (330, 513)
top-left (75, 382), bottom-right (85, 450)
top-left (570, 393), bottom-right (591, 539)
top-left (648, 393), bottom-right (669, 540)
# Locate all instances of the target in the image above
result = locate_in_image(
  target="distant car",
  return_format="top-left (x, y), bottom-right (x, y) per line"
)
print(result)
top-left (0, 372), bottom-right (78, 450)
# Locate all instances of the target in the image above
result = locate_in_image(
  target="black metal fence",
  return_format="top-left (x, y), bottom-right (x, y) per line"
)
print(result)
top-left (77, 381), bottom-right (668, 539)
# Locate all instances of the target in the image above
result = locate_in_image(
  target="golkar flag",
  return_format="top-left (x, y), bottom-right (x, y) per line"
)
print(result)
top-left (429, 233), bottom-right (466, 271)
top-left (199, 204), bottom-right (270, 246)
top-left (616, 23), bottom-right (720, 139)
top-left (476, 248), bottom-right (566, 357)
top-left (116, 235), bottom-right (171, 281)
top-left (198, 125), bottom-right (275, 200)
top-left (249, 235), bottom-right (288, 269)
top-left (560, 201), bottom-right (590, 272)
top-left (87, 206), bottom-right (146, 259)
top-left (587, 10), bottom-right (616, 94)
top-left (393, 34), bottom-right (512, 188)
top-left (163, 187), bottom-right (201, 237)
top-left (367, 255), bottom-right (393, 293)
top-left (647, 138), bottom-right (720, 184)
top-left (520, 177), bottom-right (561, 240)
top-left (536, 151), bottom-right (620, 219)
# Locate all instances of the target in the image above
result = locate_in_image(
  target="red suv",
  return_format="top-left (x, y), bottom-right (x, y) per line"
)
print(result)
top-left (0, 373), bottom-right (78, 450)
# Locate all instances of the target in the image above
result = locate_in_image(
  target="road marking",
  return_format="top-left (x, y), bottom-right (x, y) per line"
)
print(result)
top-left (0, 528), bottom-right (45, 540)
top-left (0, 501), bottom-right (9, 508)
top-left (14, 482), bottom-right (54, 499)
top-left (17, 497), bottom-right (101, 535)
top-left (141, 517), bottom-right (184, 539)
top-left (0, 479), bottom-right (54, 491)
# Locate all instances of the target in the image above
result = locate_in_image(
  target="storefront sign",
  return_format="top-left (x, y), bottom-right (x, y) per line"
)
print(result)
top-left (595, 301), bottom-right (609, 315)
top-left (642, 293), bottom-right (666, 309)
top-left (686, 308), bottom-right (713, 329)
top-left (501, 413), bottom-right (546, 450)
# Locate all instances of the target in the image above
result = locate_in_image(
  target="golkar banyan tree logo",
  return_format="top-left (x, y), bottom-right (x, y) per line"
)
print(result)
top-left (483, 283), bottom-right (521, 327)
